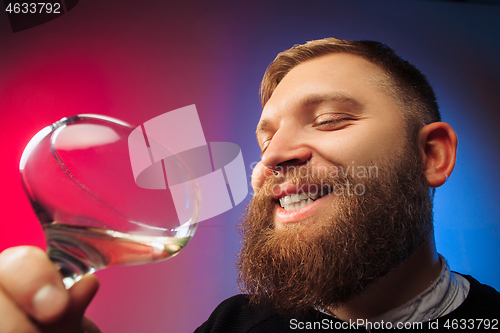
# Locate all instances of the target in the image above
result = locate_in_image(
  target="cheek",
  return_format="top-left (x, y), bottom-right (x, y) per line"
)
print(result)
top-left (318, 122), bottom-right (405, 167)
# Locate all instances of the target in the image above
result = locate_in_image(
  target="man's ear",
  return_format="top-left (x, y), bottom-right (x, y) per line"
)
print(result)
top-left (418, 122), bottom-right (458, 187)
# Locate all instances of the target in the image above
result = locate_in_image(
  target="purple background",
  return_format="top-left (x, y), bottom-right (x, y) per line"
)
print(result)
top-left (1, 1), bottom-right (499, 332)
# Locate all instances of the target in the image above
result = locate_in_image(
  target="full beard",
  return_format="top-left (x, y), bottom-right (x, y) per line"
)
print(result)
top-left (236, 142), bottom-right (434, 315)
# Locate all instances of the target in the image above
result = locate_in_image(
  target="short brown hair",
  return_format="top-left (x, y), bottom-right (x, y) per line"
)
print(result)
top-left (260, 38), bottom-right (441, 137)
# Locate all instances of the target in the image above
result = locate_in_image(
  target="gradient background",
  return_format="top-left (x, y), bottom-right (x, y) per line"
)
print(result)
top-left (1, 0), bottom-right (499, 332)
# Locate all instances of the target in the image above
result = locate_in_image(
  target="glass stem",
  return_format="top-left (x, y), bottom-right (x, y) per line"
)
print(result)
top-left (46, 245), bottom-right (95, 289)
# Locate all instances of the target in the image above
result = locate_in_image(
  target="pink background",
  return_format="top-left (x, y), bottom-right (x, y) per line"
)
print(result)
top-left (1, 1), bottom-right (499, 332)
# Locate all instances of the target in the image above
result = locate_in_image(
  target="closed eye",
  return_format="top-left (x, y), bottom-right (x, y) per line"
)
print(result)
top-left (313, 117), bottom-right (356, 130)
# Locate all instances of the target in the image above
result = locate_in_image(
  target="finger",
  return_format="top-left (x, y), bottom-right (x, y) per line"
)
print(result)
top-left (82, 317), bottom-right (101, 333)
top-left (0, 286), bottom-right (40, 333)
top-left (67, 274), bottom-right (99, 319)
top-left (0, 246), bottom-right (69, 323)
top-left (37, 274), bottom-right (100, 333)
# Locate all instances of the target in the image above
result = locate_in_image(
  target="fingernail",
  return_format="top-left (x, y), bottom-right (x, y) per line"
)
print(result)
top-left (32, 284), bottom-right (69, 320)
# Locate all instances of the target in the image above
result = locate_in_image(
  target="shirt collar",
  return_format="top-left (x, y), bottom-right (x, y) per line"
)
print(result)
top-left (315, 254), bottom-right (470, 325)
top-left (368, 254), bottom-right (470, 324)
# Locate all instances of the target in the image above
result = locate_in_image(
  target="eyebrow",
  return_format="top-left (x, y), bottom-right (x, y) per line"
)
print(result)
top-left (300, 92), bottom-right (362, 110)
top-left (256, 92), bottom-right (363, 140)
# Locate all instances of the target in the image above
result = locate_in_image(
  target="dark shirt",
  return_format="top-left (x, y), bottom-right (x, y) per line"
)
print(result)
top-left (195, 274), bottom-right (500, 332)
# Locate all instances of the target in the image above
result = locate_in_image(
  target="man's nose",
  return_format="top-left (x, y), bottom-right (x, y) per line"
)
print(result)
top-left (261, 127), bottom-right (312, 173)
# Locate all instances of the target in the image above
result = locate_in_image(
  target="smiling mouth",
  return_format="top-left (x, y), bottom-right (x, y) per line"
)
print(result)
top-left (278, 187), bottom-right (333, 211)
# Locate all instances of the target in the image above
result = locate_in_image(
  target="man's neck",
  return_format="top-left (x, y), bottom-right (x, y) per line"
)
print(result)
top-left (329, 239), bottom-right (442, 321)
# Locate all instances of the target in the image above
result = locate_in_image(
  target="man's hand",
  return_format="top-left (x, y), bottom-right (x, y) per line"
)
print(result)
top-left (0, 246), bottom-right (100, 333)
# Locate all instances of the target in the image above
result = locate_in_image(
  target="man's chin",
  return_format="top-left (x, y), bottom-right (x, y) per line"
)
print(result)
top-left (273, 217), bottom-right (325, 236)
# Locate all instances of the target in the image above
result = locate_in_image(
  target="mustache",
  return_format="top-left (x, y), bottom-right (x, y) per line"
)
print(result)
top-left (255, 164), bottom-right (364, 198)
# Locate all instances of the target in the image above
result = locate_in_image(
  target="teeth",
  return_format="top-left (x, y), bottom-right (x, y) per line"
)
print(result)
top-left (280, 198), bottom-right (313, 211)
top-left (279, 190), bottom-right (328, 211)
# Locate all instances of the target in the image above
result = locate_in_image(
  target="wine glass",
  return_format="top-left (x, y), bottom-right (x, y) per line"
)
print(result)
top-left (19, 114), bottom-right (200, 288)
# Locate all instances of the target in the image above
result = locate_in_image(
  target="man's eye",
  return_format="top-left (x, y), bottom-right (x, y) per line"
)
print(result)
top-left (313, 117), bottom-right (354, 129)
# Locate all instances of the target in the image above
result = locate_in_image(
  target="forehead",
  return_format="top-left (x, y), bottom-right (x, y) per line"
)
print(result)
top-left (259, 53), bottom-right (392, 123)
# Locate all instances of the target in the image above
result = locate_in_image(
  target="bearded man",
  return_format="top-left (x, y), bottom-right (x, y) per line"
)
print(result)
top-left (0, 38), bottom-right (498, 333)
top-left (194, 38), bottom-right (500, 331)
